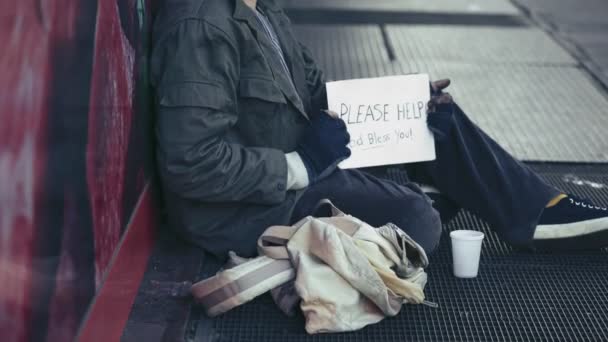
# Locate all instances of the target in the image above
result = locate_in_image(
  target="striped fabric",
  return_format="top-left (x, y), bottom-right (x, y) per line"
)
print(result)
top-left (254, 8), bottom-right (299, 95)
top-left (191, 256), bottom-right (295, 317)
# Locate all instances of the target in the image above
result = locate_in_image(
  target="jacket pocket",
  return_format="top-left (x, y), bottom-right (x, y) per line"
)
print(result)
top-left (239, 77), bottom-right (286, 104)
top-left (236, 77), bottom-right (289, 147)
top-left (159, 81), bottom-right (226, 110)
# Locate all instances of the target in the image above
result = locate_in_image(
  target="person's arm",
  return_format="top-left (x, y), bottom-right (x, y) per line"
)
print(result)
top-left (299, 43), bottom-right (328, 112)
top-left (151, 19), bottom-right (288, 204)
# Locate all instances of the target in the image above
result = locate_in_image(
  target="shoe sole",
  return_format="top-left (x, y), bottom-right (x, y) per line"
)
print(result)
top-left (533, 217), bottom-right (608, 251)
top-left (534, 217), bottom-right (608, 239)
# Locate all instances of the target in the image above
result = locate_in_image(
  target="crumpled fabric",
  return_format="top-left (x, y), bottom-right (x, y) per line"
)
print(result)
top-left (354, 223), bottom-right (428, 303)
top-left (281, 215), bottom-right (428, 333)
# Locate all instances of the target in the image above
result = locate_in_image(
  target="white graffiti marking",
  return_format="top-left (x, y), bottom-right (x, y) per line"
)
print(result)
top-left (562, 174), bottom-right (607, 189)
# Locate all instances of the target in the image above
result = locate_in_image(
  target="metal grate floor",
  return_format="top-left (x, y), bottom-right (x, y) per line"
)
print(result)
top-left (386, 25), bottom-right (577, 66)
top-left (293, 25), bottom-right (608, 162)
top-left (188, 163), bottom-right (608, 342)
top-left (282, 0), bottom-right (520, 15)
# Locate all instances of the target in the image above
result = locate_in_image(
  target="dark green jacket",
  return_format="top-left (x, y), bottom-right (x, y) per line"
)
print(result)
top-left (150, 0), bottom-right (327, 256)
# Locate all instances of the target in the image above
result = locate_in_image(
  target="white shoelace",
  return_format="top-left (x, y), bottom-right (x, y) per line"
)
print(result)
top-left (569, 198), bottom-right (608, 211)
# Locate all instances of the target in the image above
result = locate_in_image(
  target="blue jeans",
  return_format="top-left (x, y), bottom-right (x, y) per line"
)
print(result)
top-left (291, 103), bottom-right (559, 253)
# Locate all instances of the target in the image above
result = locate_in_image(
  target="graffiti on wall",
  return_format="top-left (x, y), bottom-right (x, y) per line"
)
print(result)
top-left (0, 0), bottom-right (155, 341)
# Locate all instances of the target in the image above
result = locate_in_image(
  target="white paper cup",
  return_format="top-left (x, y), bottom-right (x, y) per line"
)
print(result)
top-left (450, 230), bottom-right (485, 278)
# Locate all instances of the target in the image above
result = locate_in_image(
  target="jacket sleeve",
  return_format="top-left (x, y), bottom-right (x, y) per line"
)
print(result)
top-left (299, 42), bottom-right (328, 112)
top-left (151, 19), bottom-right (288, 204)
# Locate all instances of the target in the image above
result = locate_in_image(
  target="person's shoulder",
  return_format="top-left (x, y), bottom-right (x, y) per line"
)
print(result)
top-left (152, 0), bottom-right (237, 41)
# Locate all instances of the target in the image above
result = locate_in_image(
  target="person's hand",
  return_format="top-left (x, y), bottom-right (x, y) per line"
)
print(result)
top-left (296, 111), bottom-right (351, 183)
top-left (426, 79), bottom-right (455, 141)
top-left (430, 79), bottom-right (451, 94)
top-left (428, 78), bottom-right (453, 113)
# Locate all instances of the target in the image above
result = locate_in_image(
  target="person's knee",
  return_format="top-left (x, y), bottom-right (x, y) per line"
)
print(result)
top-left (419, 207), bottom-right (443, 254)
top-left (392, 195), bottom-right (442, 254)
top-left (427, 192), bottom-right (460, 224)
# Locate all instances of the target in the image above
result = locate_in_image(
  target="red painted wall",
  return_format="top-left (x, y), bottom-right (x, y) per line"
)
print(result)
top-left (0, 0), bottom-right (156, 341)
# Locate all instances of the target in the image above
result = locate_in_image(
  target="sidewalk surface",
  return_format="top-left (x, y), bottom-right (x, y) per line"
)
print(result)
top-left (283, 0), bottom-right (520, 14)
top-left (513, 0), bottom-right (608, 86)
top-left (287, 0), bottom-right (608, 162)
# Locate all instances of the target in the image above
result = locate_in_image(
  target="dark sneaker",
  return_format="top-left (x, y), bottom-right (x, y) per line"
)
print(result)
top-left (533, 195), bottom-right (608, 250)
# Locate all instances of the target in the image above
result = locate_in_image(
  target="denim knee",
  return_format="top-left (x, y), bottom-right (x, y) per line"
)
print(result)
top-left (392, 195), bottom-right (443, 254)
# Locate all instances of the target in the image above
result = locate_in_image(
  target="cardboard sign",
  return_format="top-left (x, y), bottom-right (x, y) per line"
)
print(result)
top-left (326, 74), bottom-right (436, 169)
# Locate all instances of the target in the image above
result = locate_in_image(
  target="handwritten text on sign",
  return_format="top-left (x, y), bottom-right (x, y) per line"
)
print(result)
top-left (327, 74), bottom-right (436, 169)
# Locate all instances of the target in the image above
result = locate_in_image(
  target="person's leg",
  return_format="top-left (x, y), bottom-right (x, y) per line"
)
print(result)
top-left (291, 169), bottom-right (443, 254)
top-left (418, 185), bottom-right (462, 225)
top-left (404, 102), bottom-right (561, 249)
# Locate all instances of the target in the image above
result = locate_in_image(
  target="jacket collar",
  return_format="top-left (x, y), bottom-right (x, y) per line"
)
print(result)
top-left (233, 0), bottom-right (309, 118)
top-left (233, 0), bottom-right (256, 22)
top-left (233, 0), bottom-right (280, 22)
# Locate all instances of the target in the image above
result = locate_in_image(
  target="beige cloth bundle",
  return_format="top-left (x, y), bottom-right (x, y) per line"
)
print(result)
top-left (192, 200), bottom-right (432, 334)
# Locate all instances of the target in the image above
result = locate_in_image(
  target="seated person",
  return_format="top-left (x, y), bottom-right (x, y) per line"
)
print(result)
top-left (149, 0), bottom-right (608, 257)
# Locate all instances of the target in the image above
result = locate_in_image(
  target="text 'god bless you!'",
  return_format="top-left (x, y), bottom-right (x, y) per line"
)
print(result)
top-left (339, 101), bottom-right (427, 124)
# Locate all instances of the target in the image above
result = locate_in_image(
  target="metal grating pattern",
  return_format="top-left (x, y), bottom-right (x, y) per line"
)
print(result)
top-left (397, 62), bottom-right (608, 162)
top-left (511, 0), bottom-right (608, 28)
top-left (293, 24), bottom-right (397, 81)
top-left (282, 0), bottom-right (520, 15)
top-left (511, 0), bottom-right (608, 104)
top-left (292, 25), bottom-right (390, 78)
top-left (190, 164), bottom-right (608, 342)
top-left (387, 26), bottom-right (577, 66)
top-left (294, 25), bottom-right (608, 162)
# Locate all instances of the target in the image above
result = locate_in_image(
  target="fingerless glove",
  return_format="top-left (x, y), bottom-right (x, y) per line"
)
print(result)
top-left (296, 112), bottom-right (351, 183)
